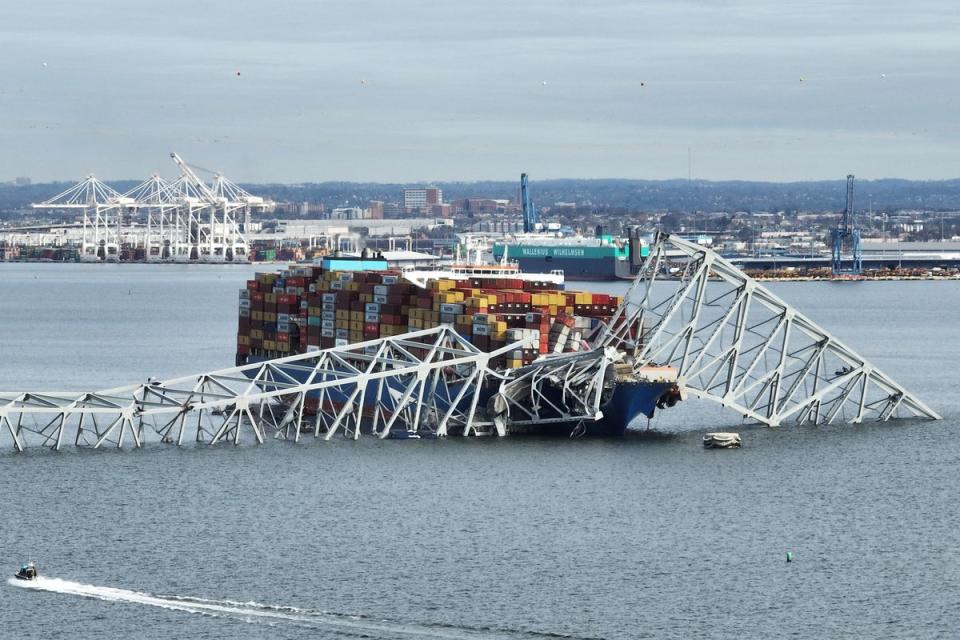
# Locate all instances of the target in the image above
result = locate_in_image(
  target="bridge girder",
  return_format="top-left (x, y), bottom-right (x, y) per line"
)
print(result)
top-left (596, 232), bottom-right (940, 427)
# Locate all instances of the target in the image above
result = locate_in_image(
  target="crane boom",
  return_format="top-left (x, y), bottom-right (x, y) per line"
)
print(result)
top-left (170, 152), bottom-right (219, 203)
top-left (521, 173), bottom-right (538, 233)
top-left (842, 174), bottom-right (854, 233)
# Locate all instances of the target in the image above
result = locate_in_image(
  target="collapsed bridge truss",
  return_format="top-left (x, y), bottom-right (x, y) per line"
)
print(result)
top-left (597, 233), bottom-right (940, 427)
top-left (0, 327), bottom-right (621, 451)
top-left (0, 233), bottom-right (940, 452)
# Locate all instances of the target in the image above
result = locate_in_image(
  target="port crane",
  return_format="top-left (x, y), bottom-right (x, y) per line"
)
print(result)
top-left (29, 154), bottom-right (270, 263)
top-left (831, 174), bottom-right (862, 276)
top-left (521, 173), bottom-right (539, 232)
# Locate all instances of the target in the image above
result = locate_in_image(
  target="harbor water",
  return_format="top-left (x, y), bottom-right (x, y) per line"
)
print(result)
top-left (1, 263), bottom-right (958, 639)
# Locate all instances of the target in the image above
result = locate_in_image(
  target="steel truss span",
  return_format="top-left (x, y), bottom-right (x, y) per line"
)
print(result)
top-left (597, 232), bottom-right (940, 427)
top-left (0, 234), bottom-right (940, 452)
top-left (0, 327), bottom-right (621, 452)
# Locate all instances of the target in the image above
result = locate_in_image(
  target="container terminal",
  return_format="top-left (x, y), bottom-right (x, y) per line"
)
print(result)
top-left (0, 233), bottom-right (940, 452)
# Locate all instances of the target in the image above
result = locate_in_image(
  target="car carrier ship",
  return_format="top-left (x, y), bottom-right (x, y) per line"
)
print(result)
top-left (491, 232), bottom-right (650, 281)
top-left (236, 255), bottom-right (681, 436)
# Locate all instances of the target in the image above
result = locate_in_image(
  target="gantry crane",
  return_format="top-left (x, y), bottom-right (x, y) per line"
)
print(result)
top-left (831, 174), bottom-right (862, 275)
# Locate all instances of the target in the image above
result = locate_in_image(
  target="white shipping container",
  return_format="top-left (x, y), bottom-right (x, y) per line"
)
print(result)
top-left (322, 293), bottom-right (337, 303)
top-left (321, 328), bottom-right (335, 338)
top-left (374, 285), bottom-right (389, 296)
top-left (277, 313), bottom-right (290, 323)
top-left (439, 303), bottom-right (463, 314)
top-left (306, 345), bottom-right (321, 353)
top-left (239, 289), bottom-right (250, 300)
top-left (382, 275), bottom-right (398, 285)
top-left (321, 310), bottom-right (335, 321)
top-left (238, 299), bottom-right (251, 309)
top-left (373, 294), bottom-right (388, 304)
top-left (321, 319), bottom-right (334, 329)
top-left (473, 324), bottom-right (490, 336)
top-left (335, 328), bottom-right (349, 339)
top-left (335, 338), bottom-right (349, 347)
top-left (364, 312), bottom-right (380, 324)
top-left (365, 302), bottom-right (381, 313)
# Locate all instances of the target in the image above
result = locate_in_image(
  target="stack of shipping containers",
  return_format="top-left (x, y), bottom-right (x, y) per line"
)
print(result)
top-left (237, 265), bottom-right (622, 370)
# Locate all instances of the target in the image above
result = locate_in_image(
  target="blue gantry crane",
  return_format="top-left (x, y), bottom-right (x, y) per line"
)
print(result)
top-left (831, 174), bottom-right (862, 275)
top-left (521, 173), bottom-right (539, 232)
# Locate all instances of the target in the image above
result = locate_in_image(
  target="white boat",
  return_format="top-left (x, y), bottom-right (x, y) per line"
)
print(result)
top-left (703, 432), bottom-right (742, 449)
top-left (400, 244), bottom-right (565, 288)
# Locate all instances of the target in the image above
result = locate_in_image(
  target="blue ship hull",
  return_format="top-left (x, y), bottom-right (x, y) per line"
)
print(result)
top-left (243, 354), bottom-right (676, 437)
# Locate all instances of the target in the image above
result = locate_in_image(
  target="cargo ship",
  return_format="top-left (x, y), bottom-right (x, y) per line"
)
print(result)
top-left (236, 256), bottom-right (680, 436)
top-left (491, 233), bottom-right (648, 281)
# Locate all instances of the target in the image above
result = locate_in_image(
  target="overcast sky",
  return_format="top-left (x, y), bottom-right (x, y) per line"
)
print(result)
top-left (1, 1), bottom-right (958, 183)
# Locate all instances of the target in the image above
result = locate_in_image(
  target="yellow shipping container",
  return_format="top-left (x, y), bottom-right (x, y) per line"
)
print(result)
top-left (350, 331), bottom-right (363, 342)
top-left (359, 293), bottom-right (372, 303)
top-left (350, 321), bottom-right (363, 332)
top-left (277, 343), bottom-right (290, 353)
top-left (264, 312), bottom-right (277, 322)
top-left (430, 279), bottom-right (455, 292)
top-left (252, 310), bottom-right (264, 321)
top-left (438, 291), bottom-right (464, 303)
top-left (346, 282), bottom-right (359, 291)
top-left (264, 340), bottom-right (276, 351)
top-left (350, 311), bottom-right (363, 322)
top-left (336, 319), bottom-right (349, 329)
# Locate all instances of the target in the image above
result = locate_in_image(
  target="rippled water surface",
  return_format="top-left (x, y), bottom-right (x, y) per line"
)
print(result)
top-left (1, 263), bottom-right (958, 639)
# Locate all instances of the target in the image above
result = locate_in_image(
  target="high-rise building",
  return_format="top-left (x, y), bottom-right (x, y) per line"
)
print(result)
top-left (368, 200), bottom-right (384, 220)
top-left (403, 187), bottom-right (442, 210)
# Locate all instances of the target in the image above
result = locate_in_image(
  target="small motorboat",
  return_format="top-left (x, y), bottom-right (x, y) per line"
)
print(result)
top-left (703, 432), bottom-right (742, 449)
top-left (387, 429), bottom-right (421, 440)
top-left (14, 562), bottom-right (38, 581)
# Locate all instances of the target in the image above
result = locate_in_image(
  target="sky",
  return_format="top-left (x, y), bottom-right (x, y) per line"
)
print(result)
top-left (1, 0), bottom-right (958, 183)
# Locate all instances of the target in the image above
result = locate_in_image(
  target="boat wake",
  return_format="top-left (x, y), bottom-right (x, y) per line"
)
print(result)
top-left (7, 576), bottom-right (591, 640)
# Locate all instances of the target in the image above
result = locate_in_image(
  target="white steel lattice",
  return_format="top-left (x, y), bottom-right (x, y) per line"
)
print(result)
top-left (596, 233), bottom-right (940, 427)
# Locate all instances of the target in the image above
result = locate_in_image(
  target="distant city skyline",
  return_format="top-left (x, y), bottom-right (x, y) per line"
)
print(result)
top-left (1, 1), bottom-right (958, 183)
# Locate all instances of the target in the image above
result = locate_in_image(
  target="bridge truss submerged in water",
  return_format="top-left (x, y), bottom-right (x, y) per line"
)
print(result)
top-left (0, 234), bottom-right (940, 452)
